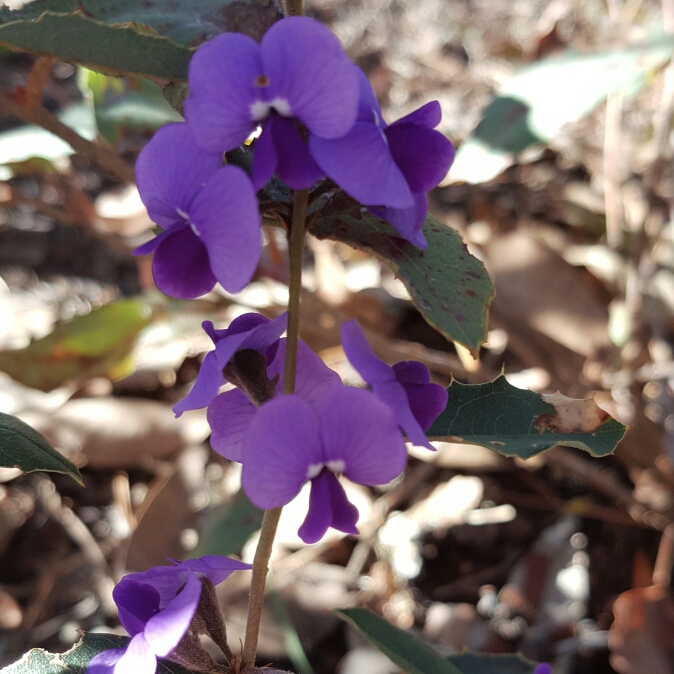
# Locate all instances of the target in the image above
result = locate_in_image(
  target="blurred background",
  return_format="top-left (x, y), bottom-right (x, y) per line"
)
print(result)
top-left (0, 0), bottom-right (672, 672)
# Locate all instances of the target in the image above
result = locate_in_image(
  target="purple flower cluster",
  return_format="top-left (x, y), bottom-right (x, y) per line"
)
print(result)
top-left (134, 17), bottom-right (454, 300)
top-left (175, 314), bottom-right (445, 543)
top-left (88, 556), bottom-right (250, 674)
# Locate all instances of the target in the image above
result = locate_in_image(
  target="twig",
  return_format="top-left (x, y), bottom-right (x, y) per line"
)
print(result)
top-left (0, 92), bottom-right (135, 183)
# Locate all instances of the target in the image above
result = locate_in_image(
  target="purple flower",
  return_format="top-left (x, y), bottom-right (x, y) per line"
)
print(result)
top-left (173, 312), bottom-right (288, 416)
top-left (184, 17), bottom-right (359, 191)
top-left (241, 386), bottom-right (407, 543)
top-left (310, 69), bottom-right (455, 248)
top-left (341, 320), bottom-right (447, 450)
top-left (534, 665), bottom-right (552, 674)
top-left (88, 556), bottom-right (250, 674)
top-left (134, 123), bottom-right (261, 299)
top-left (208, 337), bottom-right (341, 461)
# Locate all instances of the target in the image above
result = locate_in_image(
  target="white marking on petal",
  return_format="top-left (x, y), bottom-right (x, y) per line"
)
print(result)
top-left (327, 460), bottom-right (345, 474)
top-left (250, 100), bottom-right (270, 122)
top-left (270, 97), bottom-right (292, 117)
top-left (306, 463), bottom-right (324, 479)
top-left (176, 207), bottom-right (200, 236)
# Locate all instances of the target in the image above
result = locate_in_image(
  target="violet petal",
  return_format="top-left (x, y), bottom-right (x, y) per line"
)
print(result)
top-left (391, 360), bottom-right (431, 385)
top-left (385, 123), bottom-right (455, 193)
top-left (316, 386), bottom-right (407, 485)
top-left (113, 579), bottom-right (160, 637)
top-left (189, 165), bottom-right (261, 294)
top-left (135, 123), bottom-right (223, 229)
top-left (341, 320), bottom-right (393, 383)
top-left (152, 226), bottom-right (217, 299)
top-left (392, 100), bottom-right (442, 129)
top-left (270, 115), bottom-right (324, 190)
top-left (251, 119), bottom-right (278, 190)
top-left (208, 388), bottom-right (257, 463)
top-left (401, 381), bottom-right (448, 432)
top-left (108, 634), bottom-right (156, 674)
top-left (326, 472), bottom-right (359, 535)
top-left (171, 555), bottom-right (252, 588)
top-left (297, 470), bottom-right (332, 544)
top-left (173, 350), bottom-right (221, 417)
top-left (87, 648), bottom-right (126, 674)
top-left (369, 191), bottom-right (428, 248)
top-left (185, 33), bottom-right (262, 152)
top-left (242, 395), bottom-right (321, 509)
top-left (262, 17), bottom-right (358, 139)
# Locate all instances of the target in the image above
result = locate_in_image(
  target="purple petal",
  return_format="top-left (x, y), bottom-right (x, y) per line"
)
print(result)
top-left (143, 571), bottom-right (201, 657)
top-left (152, 227), bottom-right (216, 299)
top-left (309, 122), bottom-right (413, 209)
top-left (107, 634), bottom-right (156, 674)
top-left (185, 33), bottom-right (261, 152)
top-left (297, 471), bottom-right (359, 544)
top-left (341, 320), bottom-right (393, 384)
top-left (171, 556), bottom-right (252, 589)
top-left (251, 119), bottom-right (278, 191)
top-left (534, 666), bottom-right (552, 674)
top-left (88, 648), bottom-right (126, 674)
top-left (269, 115), bottom-right (324, 190)
top-left (190, 165), bottom-right (262, 294)
top-left (135, 123), bottom-right (223, 229)
top-left (132, 227), bottom-right (172, 257)
top-left (391, 360), bottom-right (431, 385)
top-left (268, 339), bottom-right (341, 402)
top-left (262, 17), bottom-right (358, 139)
top-left (384, 123), bottom-right (455, 193)
top-left (208, 388), bottom-right (257, 462)
top-left (316, 386), bottom-right (407, 485)
top-left (120, 566), bottom-right (187, 609)
top-left (354, 67), bottom-right (383, 123)
top-left (393, 100), bottom-right (442, 129)
top-left (226, 312), bottom-right (272, 337)
top-left (241, 395), bottom-right (321, 509)
top-left (236, 311), bottom-right (288, 354)
top-left (173, 350), bottom-right (221, 417)
top-left (372, 379), bottom-right (434, 450)
top-left (401, 381), bottom-right (448, 432)
top-left (114, 579), bottom-right (161, 636)
top-left (369, 191), bottom-right (428, 248)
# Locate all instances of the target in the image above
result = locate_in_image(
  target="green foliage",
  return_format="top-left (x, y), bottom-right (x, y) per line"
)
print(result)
top-left (0, 299), bottom-right (153, 391)
top-left (428, 375), bottom-right (627, 459)
top-left (0, 412), bottom-right (82, 484)
top-left (80, 68), bottom-right (182, 143)
top-left (311, 198), bottom-right (494, 355)
top-left (336, 608), bottom-right (541, 674)
top-left (194, 488), bottom-right (264, 558)
top-left (0, 0), bottom-right (278, 81)
top-left (451, 33), bottom-right (674, 183)
top-left (1, 633), bottom-right (190, 674)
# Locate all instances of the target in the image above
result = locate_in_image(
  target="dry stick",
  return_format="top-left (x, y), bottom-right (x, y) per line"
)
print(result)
top-left (241, 188), bottom-right (309, 671)
top-left (282, 0), bottom-right (303, 17)
top-left (0, 93), bottom-right (135, 184)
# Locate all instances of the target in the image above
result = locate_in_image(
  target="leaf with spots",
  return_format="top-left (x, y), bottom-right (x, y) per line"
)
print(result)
top-left (2, 633), bottom-right (191, 673)
top-left (310, 194), bottom-right (494, 354)
top-left (0, 0), bottom-right (279, 81)
top-left (427, 375), bottom-right (626, 458)
top-left (0, 412), bottom-right (82, 484)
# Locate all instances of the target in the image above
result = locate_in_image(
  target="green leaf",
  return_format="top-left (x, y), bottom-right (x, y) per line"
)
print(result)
top-left (336, 608), bottom-right (544, 674)
top-left (427, 375), bottom-right (626, 459)
top-left (0, 412), bottom-right (82, 484)
top-left (194, 488), bottom-right (264, 558)
top-left (80, 68), bottom-right (182, 144)
top-left (335, 608), bottom-right (462, 674)
top-left (0, 0), bottom-right (280, 81)
top-left (451, 33), bottom-right (674, 183)
top-left (447, 653), bottom-right (539, 674)
top-left (310, 196), bottom-right (494, 355)
top-left (0, 299), bottom-right (153, 391)
top-left (2, 633), bottom-right (191, 673)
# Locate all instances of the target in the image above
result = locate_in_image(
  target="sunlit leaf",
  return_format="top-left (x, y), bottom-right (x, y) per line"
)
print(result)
top-left (311, 195), bottom-right (494, 355)
top-left (0, 299), bottom-right (153, 391)
top-left (428, 375), bottom-right (626, 458)
top-left (0, 412), bottom-right (82, 484)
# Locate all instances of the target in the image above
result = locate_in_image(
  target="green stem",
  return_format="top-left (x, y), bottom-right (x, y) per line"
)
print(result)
top-left (240, 189), bottom-right (308, 671)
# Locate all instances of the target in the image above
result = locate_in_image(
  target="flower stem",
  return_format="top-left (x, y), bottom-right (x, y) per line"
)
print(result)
top-left (282, 0), bottom-right (303, 16)
top-left (240, 188), bottom-right (308, 671)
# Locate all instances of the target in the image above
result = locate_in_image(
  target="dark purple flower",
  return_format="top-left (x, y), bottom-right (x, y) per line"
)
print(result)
top-left (310, 69), bottom-right (455, 247)
top-left (134, 123), bottom-right (261, 299)
top-left (341, 319), bottom-right (447, 450)
top-left (534, 665), bottom-right (552, 674)
top-left (87, 556), bottom-right (250, 674)
top-left (208, 337), bottom-right (341, 461)
top-left (184, 17), bottom-right (359, 191)
top-left (241, 386), bottom-right (407, 543)
top-left (173, 312), bottom-right (288, 416)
